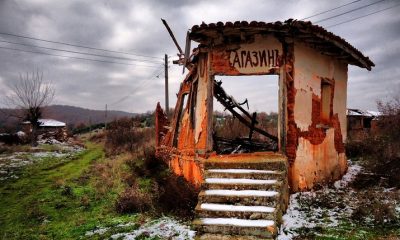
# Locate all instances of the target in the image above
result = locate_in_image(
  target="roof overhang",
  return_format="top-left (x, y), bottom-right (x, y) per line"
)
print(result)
top-left (189, 19), bottom-right (374, 70)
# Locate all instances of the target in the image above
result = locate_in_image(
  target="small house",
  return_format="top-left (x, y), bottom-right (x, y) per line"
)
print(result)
top-left (347, 108), bottom-right (380, 141)
top-left (155, 19), bottom-right (374, 238)
top-left (23, 119), bottom-right (68, 142)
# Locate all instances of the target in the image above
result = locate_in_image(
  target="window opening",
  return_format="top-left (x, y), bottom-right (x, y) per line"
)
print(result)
top-left (363, 117), bottom-right (372, 129)
top-left (321, 79), bottom-right (333, 123)
top-left (212, 75), bottom-right (279, 154)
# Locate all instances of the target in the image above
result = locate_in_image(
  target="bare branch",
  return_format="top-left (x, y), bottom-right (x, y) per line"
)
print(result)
top-left (2, 70), bottom-right (55, 145)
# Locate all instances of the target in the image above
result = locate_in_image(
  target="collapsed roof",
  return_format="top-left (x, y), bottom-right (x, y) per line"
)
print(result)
top-left (189, 19), bottom-right (374, 70)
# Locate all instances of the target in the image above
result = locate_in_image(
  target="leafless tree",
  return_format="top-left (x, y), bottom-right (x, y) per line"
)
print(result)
top-left (4, 71), bottom-right (55, 146)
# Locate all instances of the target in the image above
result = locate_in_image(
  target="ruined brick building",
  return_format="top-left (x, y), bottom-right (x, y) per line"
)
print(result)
top-left (156, 19), bottom-right (374, 238)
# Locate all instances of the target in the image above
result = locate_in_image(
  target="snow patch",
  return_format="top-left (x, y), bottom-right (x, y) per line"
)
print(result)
top-left (85, 227), bottom-right (109, 237)
top-left (208, 169), bottom-right (278, 174)
top-left (200, 218), bottom-right (274, 227)
top-left (205, 178), bottom-right (277, 184)
top-left (204, 189), bottom-right (278, 197)
top-left (110, 217), bottom-right (195, 240)
top-left (201, 203), bottom-right (275, 213)
top-left (0, 143), bottom-right (84, 181)
top-left (32, 152), bottom-right (68, 158)
top-left (278, 160), bottom-right (363, 239)
top-left (334, 160), bottom-right (362, 189)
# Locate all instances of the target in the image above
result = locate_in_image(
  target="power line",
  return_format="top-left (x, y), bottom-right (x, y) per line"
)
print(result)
top-left (314, 0), bottom-right (388, 24)
top-left (0, 45), bottom-right (163, 68)
top-left (110, 66), bottom-right (165, 106)
top-left (0, 39), bottom-right (163, 64)
top-left (0, 31), bottom-right (161, 60)
top-left (327, 2), bottom-right (400, 28)
top-left (111, 67), bottom-right (163, 105)
top-left (301, 0), bottom-right (364, 20)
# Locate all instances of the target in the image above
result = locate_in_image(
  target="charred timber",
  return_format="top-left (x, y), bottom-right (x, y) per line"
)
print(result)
top-left (213, 80), bottom-right (278, 142)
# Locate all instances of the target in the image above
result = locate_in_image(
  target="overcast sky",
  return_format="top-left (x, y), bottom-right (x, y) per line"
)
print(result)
top-left (0, 0), bottom-right (399, 113)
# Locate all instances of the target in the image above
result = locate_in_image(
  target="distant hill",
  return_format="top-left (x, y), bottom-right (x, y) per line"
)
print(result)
top-left (0, 105), bottom-right (137, 131)
top-left (43, 105), bottom-right (137, 127)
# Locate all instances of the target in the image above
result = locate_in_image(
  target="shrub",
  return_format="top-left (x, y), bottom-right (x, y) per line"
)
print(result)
top-left (89, 131), bottom-right (105, 143)
top-left (116, 146), bottom-right (198, 218)
top-left (351, 191), bottom-right (399, 225)
top-left (105, 117), bottom-right (154, 155)
top-left (348, 95), bottom-right (400, 189)
top-left (115, 183), bottom-right (153, 214)
top-left (157, 174), bottom-right (198, 218)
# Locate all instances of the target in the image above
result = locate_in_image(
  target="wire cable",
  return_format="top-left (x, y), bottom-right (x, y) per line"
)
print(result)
top-left (300, 0), bottom-right (364, 20)
top-left (0, 45), bottom-right (162, 68)
top-left (326, 2), bottom-right (400, 28)
top-left (314, 0), bottom-right (388, 24)
top-left (110, 66), bottom-right (165, 106)
top-left (0, 31), bottom-right (161, 60)
top-left (0, 39), bottom-right (163, 64)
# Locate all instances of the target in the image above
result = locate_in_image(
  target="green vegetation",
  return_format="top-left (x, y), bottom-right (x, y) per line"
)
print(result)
top-left (0, 142), bottom-right (138, 239)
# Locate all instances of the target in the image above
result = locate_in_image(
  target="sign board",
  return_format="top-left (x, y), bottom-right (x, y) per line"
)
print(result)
top-left (210, 35), bottom-right (283, 75)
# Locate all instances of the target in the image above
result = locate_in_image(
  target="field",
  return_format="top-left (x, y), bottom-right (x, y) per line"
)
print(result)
top-left (1, 109), bottom-right (399, 240)
top-left (0, 136), bottom-right (193, 240)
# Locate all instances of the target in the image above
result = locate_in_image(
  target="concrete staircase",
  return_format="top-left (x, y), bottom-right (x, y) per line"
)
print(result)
top-left (193, 153), bottom-right (288, 240)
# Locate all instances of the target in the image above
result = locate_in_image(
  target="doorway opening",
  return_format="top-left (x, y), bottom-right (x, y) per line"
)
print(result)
top-left (212, 75), bottom-right (279, 154)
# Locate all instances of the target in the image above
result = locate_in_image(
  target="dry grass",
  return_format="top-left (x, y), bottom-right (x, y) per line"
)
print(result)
top-left (105, 117), bottom-right (154, 156)
top-left (101, 117), bottom-right (198, 218)
top-left (347, 96), bottom-right (400, 189)
top-left (115, 147), bottom-right (198, 218)
top-left (115, 182), bottom-right (154, 213)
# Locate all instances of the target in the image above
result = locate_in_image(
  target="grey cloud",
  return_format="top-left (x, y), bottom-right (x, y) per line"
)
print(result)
top-left (0, 0), bottom-right (399, 113)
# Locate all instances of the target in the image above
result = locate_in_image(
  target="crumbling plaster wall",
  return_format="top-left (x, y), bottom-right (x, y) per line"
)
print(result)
top-left (167, 53), bottom-right (213, 187)
top-left (288, 41), bottom-right (348, 191)
top-left (194, 53), bottom-right (214, 153)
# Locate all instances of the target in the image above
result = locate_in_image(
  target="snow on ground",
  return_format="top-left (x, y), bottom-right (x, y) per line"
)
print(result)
top-left (85, 217), bottom-right (194, 240)
top-left (278, 160), bottom-right (363, 240)
top-left (204, 189), bottom-right (278, 197)
top-left (205, 178), bottom-right (277, 184)
top-left (200, 203), bottom-right (275, 213)
top-left (199, 218), bottom-right (274, 227)
top-left (0, 142), bottom-right (84, 181)
top-left (334, 162), bottom-right (362, 189)
top-left (208, 169), bottom-right (278, 174)
top-left (110, 217), bottom-right (195, 240)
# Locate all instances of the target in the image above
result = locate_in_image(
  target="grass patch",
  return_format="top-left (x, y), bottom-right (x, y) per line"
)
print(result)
top-left (0, 142), bottom-right (136, 239)
top-left (294, 221), bottom-right (400, 240)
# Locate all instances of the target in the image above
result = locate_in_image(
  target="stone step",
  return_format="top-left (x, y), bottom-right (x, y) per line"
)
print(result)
top-left (204, 153), bottom-right (287, 171)
top-left (193, 218), bottom-right (276, 238)
top-left (196, 233), bottom-right (273, 240)
top-left (203, 178), bottom-right (282, 191)
top-left (198, 190), bottom-right (280, 206)
top-left (205, 168), bottom-right (286, 180)
top-left (195, 203), bottom-right (277, 220)
top-left (194, 153), bottom-right (288, 239)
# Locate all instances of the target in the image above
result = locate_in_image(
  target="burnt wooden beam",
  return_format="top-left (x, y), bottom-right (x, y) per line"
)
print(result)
top-left (214, 80), bottom-right (278, 142)
top-left (214, 81), bottom-right (254, 121)
top-left (249, 112), bottom-right (257, 140)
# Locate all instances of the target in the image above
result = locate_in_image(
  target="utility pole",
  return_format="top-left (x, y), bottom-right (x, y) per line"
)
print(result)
top-left (105, 104), bottom-right (108, 130)
top-left (164, 54), bottom-right (169, 115)
top-left (89, 117), bottom-right (92, 137)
